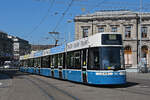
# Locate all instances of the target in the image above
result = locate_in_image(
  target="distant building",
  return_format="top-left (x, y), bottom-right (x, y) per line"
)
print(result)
top-left (74, 10), bottom-right (150, 71)
top-left (0, 31), bottom-right (31, 65)
top-left (31, 45), bottom-right (55, 51)
top-left (0, 31), bottom-right (13, 65)
top-left (12, 37), bottom-right (31, 60)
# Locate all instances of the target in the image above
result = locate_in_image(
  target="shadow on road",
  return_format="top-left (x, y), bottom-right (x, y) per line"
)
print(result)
top-left (0, 69), bottom-right (31, 80)
top-left (65, 79), bottom-right (139, 88)
top-left (84, 81), bottom-right (139, 89)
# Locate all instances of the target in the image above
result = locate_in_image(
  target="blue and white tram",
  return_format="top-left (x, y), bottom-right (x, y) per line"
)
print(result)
top-left (20, 32), bottom-right (126, 85)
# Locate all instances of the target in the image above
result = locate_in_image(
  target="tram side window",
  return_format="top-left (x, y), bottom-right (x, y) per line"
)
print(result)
top-left (24, 60), bottom-right (28, 67)
top-left (29, 59), bottom-right (34, 67)
top-left (34, 58), bottom-right (41, 68)
top-left (66, 52), bottom-right (72, 69)
top-left (54, 54), bottom-right (58, 68)
top-left (67, 51), bottom-right (81, 69)
top-left (42, 56), bottom-right (50, 68)
top-left (88, 48), bottom-right (100, 70)
top-left (50, 55), bottom-right (54, 67)
top-left (20, 60), bottom-right (25, 67)
top-left (34, 58), bottom-right (38, 67)
top-left (20, 61), bottom-right (23, 67)
top-left (74, 51), bottom-right (81, 69)
top-left (58, 53), bottom-right (63, 67)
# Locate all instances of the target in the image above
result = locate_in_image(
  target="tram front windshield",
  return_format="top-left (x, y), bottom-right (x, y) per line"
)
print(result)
top-left (88, 47), bottom-right (124, 70)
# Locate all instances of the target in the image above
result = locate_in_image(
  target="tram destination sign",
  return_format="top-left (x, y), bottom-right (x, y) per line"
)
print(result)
top-left (102, 34), bottom-right (122, 45)
top-left (67, 38), bottom-right (88, 51)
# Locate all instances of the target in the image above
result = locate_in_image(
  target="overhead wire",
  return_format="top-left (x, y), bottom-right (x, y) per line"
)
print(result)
top-left (26, 0), bottom-right (55, 39)
top-left (52, 0), bottom-right (74, 32)
top-left (29, 0), bottom-right (147, 44)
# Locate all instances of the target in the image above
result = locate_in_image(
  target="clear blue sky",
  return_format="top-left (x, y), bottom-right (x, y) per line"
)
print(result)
top-left (0, 0), bottom-right (150, 45)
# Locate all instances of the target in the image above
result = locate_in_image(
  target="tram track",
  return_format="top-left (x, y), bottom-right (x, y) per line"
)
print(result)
top-left (1, 70), bottom-right (79, 100)
top-left (23, 77), bottom-right (55, 100)
top-left (24, 75), bottom-right (79, 100)
top-left (105, 78), bottom-right (150, 96)
top-left (30, 75), bottom-right (150, 97)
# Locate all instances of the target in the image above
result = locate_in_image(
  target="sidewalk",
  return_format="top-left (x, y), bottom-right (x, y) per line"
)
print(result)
top-left (127, 72), bottom-right (150, 80)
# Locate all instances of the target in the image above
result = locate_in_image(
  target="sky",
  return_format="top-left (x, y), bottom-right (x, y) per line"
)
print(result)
top-left (0, 0), bottom-right (150, 45)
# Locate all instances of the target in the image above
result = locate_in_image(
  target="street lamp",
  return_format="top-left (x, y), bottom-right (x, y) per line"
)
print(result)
top-left (67, 20), bottom-right (72, 43)
top-left (138, 0), bottom-right (147, 73)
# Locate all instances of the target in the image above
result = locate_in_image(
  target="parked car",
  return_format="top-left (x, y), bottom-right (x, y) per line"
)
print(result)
top-left (3, 64), bottom-right (10, 68)
top-left (3, 61), bottom-right (12, 69)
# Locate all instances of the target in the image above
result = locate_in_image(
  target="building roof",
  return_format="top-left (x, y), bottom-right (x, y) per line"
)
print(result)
top-left (74, 10), bottom-right (150, 21)
top-left (31, 45), bottom-right (55, 51)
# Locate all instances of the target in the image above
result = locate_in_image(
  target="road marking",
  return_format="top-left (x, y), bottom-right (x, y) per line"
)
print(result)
top-left (0, 82), bottom-right (2, 86)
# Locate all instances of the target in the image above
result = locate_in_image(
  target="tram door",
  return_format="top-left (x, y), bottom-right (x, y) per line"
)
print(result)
top-left (59, 67), bottom-right (63, 79)
top-left (82, 49), bottom-right (87, 83)
top-left (51, 56), bottom-right (54, 77)
top-left (51, 67), bottom-right (54, 77)
top-left (58, 54), bottom-right (64, 79)
top-left (38, 58), bottom-right (41, 75)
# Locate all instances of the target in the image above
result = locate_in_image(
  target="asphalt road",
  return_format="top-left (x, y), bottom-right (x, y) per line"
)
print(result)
top-left (1, 70), bottom-right (150, 100)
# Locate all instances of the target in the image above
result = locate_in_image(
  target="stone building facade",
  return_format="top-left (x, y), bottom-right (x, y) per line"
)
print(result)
top-left (74, 10), bottom-right (150, 70)
top-left (12, 37), bottom-right (31, 60)
top-left (0, 31), bottom-right (13, 65)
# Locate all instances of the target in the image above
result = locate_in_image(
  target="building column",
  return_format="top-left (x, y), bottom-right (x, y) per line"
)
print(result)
top-left (147, 45), bottom-right (150, 68)
top-left (132, 44), bottom-right (138, 68)
top-left (105, 24), bottom-right (111, 32)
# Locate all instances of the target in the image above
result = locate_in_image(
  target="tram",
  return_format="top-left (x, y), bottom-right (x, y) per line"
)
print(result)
top-left (20, 32), bottom-right (126, 85)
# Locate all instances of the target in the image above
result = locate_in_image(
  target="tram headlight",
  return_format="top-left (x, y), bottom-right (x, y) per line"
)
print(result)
top-left (119, 71), bottom-right (126, 75)
top-left (107, 72), bottom-right (113, 75)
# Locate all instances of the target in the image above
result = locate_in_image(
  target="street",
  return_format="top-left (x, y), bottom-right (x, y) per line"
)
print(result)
top-left (0, 70), bottom-right (150, 100)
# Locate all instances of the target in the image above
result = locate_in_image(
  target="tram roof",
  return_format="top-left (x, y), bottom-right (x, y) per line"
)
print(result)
top-left (66, 32), bottom-right (122, 52)
top-left (20, 32), bottom-right (122, 60)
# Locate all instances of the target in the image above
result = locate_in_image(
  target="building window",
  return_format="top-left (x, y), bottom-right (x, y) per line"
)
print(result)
top-left (125, 26), bottom-right (131, 38)
top-left (111, 27), bottom-right (117, 32)
top-left (124, 46), bottom-right (132, 67)
top-left (141, 27), bottom-right (147, 38)
top-left (82, 28), bottom-right (88, 38)
top-left (141, 46), bottom-right (148, 64)
top-left (98, 27), bottom-right (104, 33)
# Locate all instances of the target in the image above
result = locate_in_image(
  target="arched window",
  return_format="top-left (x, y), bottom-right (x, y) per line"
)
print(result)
top-left (141, 46), bottom-right (148, 64)
top-left (124, 46), bottom-right (132, 67)
top-left (141, 46), bottom-right (148, 58)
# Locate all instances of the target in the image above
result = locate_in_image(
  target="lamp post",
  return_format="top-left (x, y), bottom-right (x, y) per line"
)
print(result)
top-left (137, 0), bottom-right (142, 72)
top-left (138, 0), bottom-right (147, 73)
top-left (67, 20), bottom-right (72, 43)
